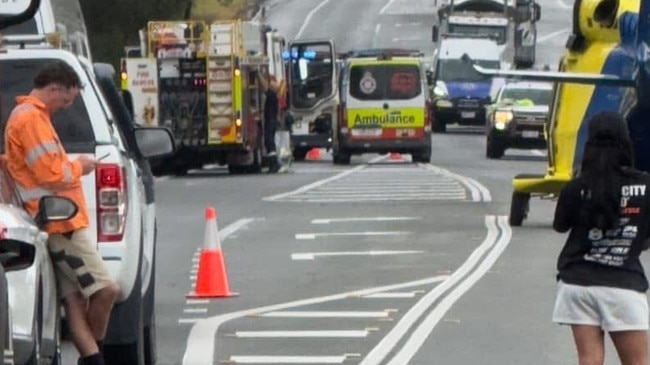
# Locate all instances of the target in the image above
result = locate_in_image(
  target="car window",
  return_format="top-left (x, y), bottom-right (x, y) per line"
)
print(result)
top-left (500, 87), bottom-right (553, 105)
top-left (1, 18), bottom-right (38, 35)
top-left (349, 64), bottom-right (421, 101)
top-left (0, 59), bottom-right (96, 153)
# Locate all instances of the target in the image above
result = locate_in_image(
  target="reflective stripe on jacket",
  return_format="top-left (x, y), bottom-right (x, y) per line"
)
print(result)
top-left (4, 96), bottom-right (89, 234)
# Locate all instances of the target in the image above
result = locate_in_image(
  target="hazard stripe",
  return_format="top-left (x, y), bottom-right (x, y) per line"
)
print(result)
top-left (24, 142), bottom-right (59, 167)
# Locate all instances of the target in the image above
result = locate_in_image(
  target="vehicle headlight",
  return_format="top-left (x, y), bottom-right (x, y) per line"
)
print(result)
top-left (494, 110), bottom-right (513, 124)
top-left (434, 85), bottom-right (447, 97)
top-left (436, 99), bottom-right (453, 108)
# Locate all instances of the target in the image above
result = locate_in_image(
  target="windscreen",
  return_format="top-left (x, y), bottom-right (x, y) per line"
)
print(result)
top-left (0, 59), bottom-right (96, 153)
top-left (349, 64), bottom-right (422, 101)
top-left (500, 87), bottom-right (552, 105)
top-left (436, 59), bottom-right (499, 82)
top-left (447, 24), bottom-right (507, 44)
top-left (289, 43), bottom-right (334, 109)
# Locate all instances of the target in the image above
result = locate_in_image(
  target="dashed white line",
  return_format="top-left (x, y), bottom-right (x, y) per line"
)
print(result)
top-left (186, 299), bottom-right (209, 305)
top-left (260, 311), bottom-right (391, 318)
top-left (291, 250), bottom-right (424, 260)
top-left (296, 0), bottom-right (334, 39)
top-left (380, 0), bottom-right (401, 14)
top-left (228, 355), bottom-right (349, 364)
top-left (363, 292), bottom-right (419, 298)
top-left (311, 217), bottom-right (421, 224)
top-left (184, 308), bottom-right (208, 314)
top-left (295, 231), bottom-right (410, 239)
top-left (232, 330), bottom-right (370, 338)
top-left (555, 0), bottom-right (571, 9)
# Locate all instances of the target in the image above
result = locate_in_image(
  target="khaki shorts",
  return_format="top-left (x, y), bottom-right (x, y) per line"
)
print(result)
top-left (47, 228), bottom-right (114, 299)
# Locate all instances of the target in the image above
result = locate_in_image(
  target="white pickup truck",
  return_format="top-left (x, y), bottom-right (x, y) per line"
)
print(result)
top-left (0, 46), bottom-right (175, 365)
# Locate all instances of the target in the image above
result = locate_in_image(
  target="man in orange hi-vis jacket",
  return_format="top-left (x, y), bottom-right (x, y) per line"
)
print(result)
top-left (4, 61), bottom-right (119, 365)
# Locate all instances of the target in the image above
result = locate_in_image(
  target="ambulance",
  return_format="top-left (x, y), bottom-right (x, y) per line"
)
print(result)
top-left (333, 50), bottom-right (432, 164)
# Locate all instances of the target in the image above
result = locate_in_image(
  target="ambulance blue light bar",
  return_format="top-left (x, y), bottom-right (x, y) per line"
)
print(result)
top-left (282, 49), bottom-right (317, 60)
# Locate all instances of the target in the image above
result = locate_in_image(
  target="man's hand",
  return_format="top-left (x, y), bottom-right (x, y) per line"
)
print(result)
top-left (76, 155), bottom-right (97, 175)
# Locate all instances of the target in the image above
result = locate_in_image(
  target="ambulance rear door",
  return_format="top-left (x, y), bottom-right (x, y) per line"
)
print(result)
top-left (345, 60), bottom-right (426, 140)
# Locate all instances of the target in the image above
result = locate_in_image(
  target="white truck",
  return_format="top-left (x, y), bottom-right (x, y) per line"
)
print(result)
top-left (434, 0), bottom-right (541, 69)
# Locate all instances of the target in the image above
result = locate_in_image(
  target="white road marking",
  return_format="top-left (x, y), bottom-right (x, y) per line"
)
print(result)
top-left (186, 299), bottom-right (209, 305)
top-left (360, 216), bottom-right (510, 365)
top-left (178, 318), bottom-right (201, 324)
top-left (392, 36), bottom-right (424, 42)
top-left (311, 217), bottom-right (421, 224)
top-left (386, 216), bottom-right (512, 364)
top-left (260, 311), bottom-right (391, 318)
top-left (228, 355), bottom-right (348, 364)
top-left (296, 0), bottom-right (334, 39)
top-left (363, 292), bottom-right (419, 298)
top-left (182, 274), bottom-right (451, 365)
top-left (232, 330), bottom-right (369, 338)
top-left (537, 28), bottom-right (571, 44)
top-left (263, 156), bottom-right (385, 201)
top-left (184, 308), bottom-right (208, 314)
top-left (395, 22), bottom-right (421, 27)
top-left (380, 0), bottom-right (401, 14)
top-left (530, 149), bottom-right (547, 157)
top-left (420, 163), bottom-right (491, 202)
top-left (295, 231), bottom-right (410, 239)
top-left (372, 24), bottom-right (381, 48)
top-left (291, 250), bottom-right (424, 260)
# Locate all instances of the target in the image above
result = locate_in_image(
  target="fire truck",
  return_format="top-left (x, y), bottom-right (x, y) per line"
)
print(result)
top-left (121, 19), bottom-right (287, 175)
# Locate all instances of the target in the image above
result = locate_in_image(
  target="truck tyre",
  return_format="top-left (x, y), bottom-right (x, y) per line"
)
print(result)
top-left (292, 148), bottom-right (309, 161)
top-left (333, 150), bottom-right (350, 165)
top-left (509, 191), bottom-right (531, 226)
top-left (412, 148), bottom-right (431, 163)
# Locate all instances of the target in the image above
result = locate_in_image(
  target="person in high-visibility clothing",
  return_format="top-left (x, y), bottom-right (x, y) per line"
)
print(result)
top-left (3, 61), bottom-right (119, 365)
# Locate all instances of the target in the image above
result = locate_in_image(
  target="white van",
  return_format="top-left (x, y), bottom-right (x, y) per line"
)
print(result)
top-left (431, 36), bottom-right (502, 132)
top-left (333, 51), bottom-right (433, 164)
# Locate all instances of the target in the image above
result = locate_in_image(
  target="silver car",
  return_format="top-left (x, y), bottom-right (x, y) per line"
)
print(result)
top-left (0, 167), bottom-right (78, 365)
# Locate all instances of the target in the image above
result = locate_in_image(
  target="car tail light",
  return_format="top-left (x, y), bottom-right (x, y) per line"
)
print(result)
top-left (96, 164), bottom-right (127, 242)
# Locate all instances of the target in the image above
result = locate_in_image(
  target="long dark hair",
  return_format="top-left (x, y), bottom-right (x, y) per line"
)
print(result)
top-left (578, 111), bottom-right (634, 230)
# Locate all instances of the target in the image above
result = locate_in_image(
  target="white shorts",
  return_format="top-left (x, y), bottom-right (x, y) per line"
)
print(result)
top-left (552, 280), bottom-right (649, 332)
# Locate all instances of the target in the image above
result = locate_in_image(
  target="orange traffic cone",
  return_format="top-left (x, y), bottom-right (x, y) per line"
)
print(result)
top-left (306, 148), bottom-right (321, 161)
top-left (187, 207), bottom-right (238, 298)
top-left (389, 152), bottom-right (402, 161)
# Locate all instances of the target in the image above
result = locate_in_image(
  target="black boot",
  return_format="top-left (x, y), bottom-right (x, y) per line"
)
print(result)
top-left (78, 353), bottom-right (104, 365)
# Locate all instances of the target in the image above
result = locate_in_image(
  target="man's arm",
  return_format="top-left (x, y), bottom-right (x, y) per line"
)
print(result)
top-left (6, 111), bottom-right (83, 189)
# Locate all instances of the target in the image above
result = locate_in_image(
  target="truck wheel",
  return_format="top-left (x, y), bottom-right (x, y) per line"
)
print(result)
top-left (509, 191), bottom-right (531, 226)
top-left (293, 148), bottom-right (308, 161)
top-left (333, 150), bottom-right (350, 165)
top-left (486, 138), bottom-right (505, 159)
top-left (412, 148), bottom-right (431, 163)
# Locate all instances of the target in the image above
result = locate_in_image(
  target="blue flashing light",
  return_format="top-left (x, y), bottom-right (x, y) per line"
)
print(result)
top-left (282, 49), bottom-right (317, 60)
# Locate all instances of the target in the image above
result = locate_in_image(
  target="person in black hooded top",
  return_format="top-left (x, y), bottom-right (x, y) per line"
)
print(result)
top-left (553, 111), bottom-right (650, 365)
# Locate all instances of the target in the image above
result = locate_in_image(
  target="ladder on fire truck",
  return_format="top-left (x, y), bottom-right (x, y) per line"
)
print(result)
top-left (207, 20), bottom-right (240, 144)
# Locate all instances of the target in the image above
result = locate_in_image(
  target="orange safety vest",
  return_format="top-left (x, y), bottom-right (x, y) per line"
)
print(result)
top-left (4, 96), bottom-right (89, 234)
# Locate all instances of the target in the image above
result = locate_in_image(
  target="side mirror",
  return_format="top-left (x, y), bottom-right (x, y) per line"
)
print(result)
top-left (34, 196), bottom-right (79, 230)
top-left (432, 25), bottom-right (439, 42)
top-left (425, 70), bottom-right (434, 85)
top-left (534, 3), bottom-right (541, 21)
top-left (134, 127), bottom-right (176, 159)
top-left (0, 240), bottom-right (35, 272)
